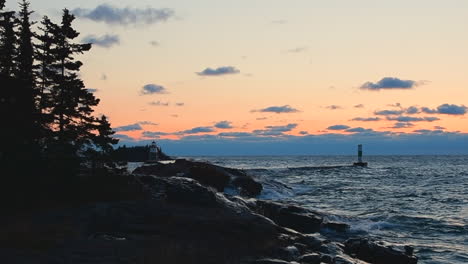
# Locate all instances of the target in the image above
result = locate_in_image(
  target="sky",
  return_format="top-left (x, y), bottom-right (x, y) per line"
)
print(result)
top-left (6, 0), bottom-right (468, 155)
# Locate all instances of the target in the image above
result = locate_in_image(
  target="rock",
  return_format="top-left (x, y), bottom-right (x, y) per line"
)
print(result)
top-left (320, 254), bottom-right (334, 263)
top-left (298, 253), bottom-right (321, 264)
top-left (253, 259), bottom-right (291, 264)
top-left (298, 234), bottom-right (325, 250)
top-left (133, 159), bottom-right (263, 196)
top-left (253, 201), bottom-right (323, 233)
top-left (322, 222), bottom-right (350, 233)
top-left (344, 238), bottom-right (418, 264)
top-left (188, 163), bottom-right (230, 191)
top-left (232, 176), bottom-right (263, 196)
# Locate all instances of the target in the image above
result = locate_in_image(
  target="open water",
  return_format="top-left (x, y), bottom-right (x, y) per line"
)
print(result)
top-left (188, 155), bottom-right (468, 264)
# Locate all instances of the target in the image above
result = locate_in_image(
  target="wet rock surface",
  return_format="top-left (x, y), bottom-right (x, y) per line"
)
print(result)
top-left (0, 162), bottom-right (419, 264)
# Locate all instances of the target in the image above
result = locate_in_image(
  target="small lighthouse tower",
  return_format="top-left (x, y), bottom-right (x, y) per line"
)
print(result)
top-left (148, 141), bottom-right (158, 162)
top-left (353, 144), bottom-right (368, 167)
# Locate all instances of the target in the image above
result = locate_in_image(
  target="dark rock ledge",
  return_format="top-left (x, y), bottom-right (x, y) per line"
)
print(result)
top-left (0, 159), bottom-right (418, 264)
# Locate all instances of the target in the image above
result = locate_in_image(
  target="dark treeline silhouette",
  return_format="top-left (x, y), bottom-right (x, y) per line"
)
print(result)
top-left (0, 1), bottom-right (119, 209)
top-left (112, 145), bottom-right (172, 162)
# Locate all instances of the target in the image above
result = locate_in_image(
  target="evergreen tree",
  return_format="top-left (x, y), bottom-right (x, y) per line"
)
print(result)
top-left (47, 9), bottom-right (97, 149)
top-left (0, 0), bottom-right (5, 10)
top-left (0, 10), bottom-right (16, 78)
top-left (16, 0), bottom-right (34, 87)
top-left (94, 115), bottom-right (119, 155)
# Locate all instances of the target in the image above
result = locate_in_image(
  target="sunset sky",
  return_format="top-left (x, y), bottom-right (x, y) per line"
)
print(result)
top-left (6, 0), bottom-right (468, 154)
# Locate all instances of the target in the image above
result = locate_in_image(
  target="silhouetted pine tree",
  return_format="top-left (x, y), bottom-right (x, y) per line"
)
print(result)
top-left (47, 9), bottom-right (97, 150)
top-left (16, 0), bottom-right (34, 87)
top-left (0, 0), bottom-right (5, 10)
top-left (0, 10), bottom-right (16, 78)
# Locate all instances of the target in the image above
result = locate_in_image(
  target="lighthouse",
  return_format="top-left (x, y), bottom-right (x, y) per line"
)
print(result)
top-left (148, 141), bottom-right (158, 161)
top-left (353, 144), bottom-right (368, 167)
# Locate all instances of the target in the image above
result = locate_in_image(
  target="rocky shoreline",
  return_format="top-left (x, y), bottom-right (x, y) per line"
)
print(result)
top-left (0, 159), bottom-right (418, 264)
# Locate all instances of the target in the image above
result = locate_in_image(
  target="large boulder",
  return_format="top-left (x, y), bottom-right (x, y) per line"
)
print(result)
top-left (134, 159), bottom-right (263, 195)
top-left (344, 238), bottom-right (418, 264)
top-left (251, 200), bottom-right (323, 234)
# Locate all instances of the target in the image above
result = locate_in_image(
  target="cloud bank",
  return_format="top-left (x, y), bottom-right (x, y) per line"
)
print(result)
top-left (73, 4), bottom-right (174, 26)
top-left (82, 34), bottom-right (120, 48)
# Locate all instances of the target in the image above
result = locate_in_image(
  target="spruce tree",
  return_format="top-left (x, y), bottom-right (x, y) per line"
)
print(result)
top-left (0, 10), bottom-right (16, 78)
top-left (16, 0), bottom-right (34, 87)
top-left (0, 0), bottom-right (5, 10)
top-left (47, 9), bottom-right (97, 149)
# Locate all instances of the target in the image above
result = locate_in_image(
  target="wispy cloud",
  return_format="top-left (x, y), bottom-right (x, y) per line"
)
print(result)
top-left (375, 110), bottom-right (405, 116)
top-left (149, 101), bottom-right (170, 106)
top-left (360, 77), bottom-right (420, 91)
top-left (253, 105), bottom-right (300, 114)
top-left (352, 117), bottom-right (381, 122)
top-left (214, 121), bottom-right (233, 129)
top-left (354, 104), bottom-right (365, 108)
top-left (196, 66), bottom-right (240, 76)
top-left (391, 122), bottom-right (414, 129)
top-left (82, 34), bottom-right (120, 48)
top-left (326, 105), bottom-right (342, 110)
top-left (180, 126), bottom-right (215, 134)
top-left (140, 84), bottom-right (167, 95)
top-left (254, 124), bottom-right (298, 136)
top-left (286, 47), bottom-right (308, 53)
top-left (386, 116), bottom-right (440, 122)
top-left (114, 123), bottom-right (143, 132)
top-left (149, 40), bottom-right (159, 47)
top-left (73, 4), bottom-right (174, 26)
top-left (327, 125), bottom-right (351, 130)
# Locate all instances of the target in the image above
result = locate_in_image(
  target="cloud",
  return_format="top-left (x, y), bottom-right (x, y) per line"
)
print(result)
top-left (405, 106), bottom-right (420, 114)
top-left (139, 121), bottom-right (158, 126)
top-left (196, 66), bottom-right (240, 76)
top-left (354, 104), bottom-right (365, 108)
top-left (82, 34), bottom-right (120, 48)
top-left (299, 131), bottom-right (309, 135)
top-left (175, 103), bottom-right (185, 107)
top-left (114, 123), bottom-right (143, 132)
top-left (142, 131), bottom-right (169, 138)
top-left (375, 110), bottom-right (404, 116)
top-left (141, 84), bottom-right (167, 95)
top-left (214, 121), bottom-right (233, 129)
top-left (149, 101), bottom-right (170, 106)
top-left (271, 20), bottom-right (287, 24)
top-left (413, 129), bottom-right (444, 134)
top-left (86, 88), bottom-right (98, 93)
top-left (180, 126), bottom-right (215, 134)
top-left (73, 4), bottom-right (174, 26)
top-left (286, 47), bottom-right (308, 53)
top-left (386, 116), bottom-right (440, 122)
top-left (114, 134), bottom-right (135, 141)
top-left (149, 41), bottom-right (159, 47)
top-left (352, 117), bottom-right (381, 122)
top-left (327, 125), bottom-right (351, 131)
top-left (219, 132), bottom-right (254, 138)
top-left (346, 127), bottom-right (374, 133)
top-left (256, 117), bottom-right (268, 120)
top-left (360, 77), bottom-right (419, 91)
top-left (101, 74), bottom-right (107, 80)
top-left (391, 122), bottom-right (414, 129)
top-left (434, 126), bottom-right (445, 130)
top-left (253, 105), bottom-right (300, 114)
top-left (421, 107), bottom-right (438, 114)
top-left (326, 105), bottom-right (342, 110)
top-left (436, 104), bottom-right (467, 115)
top-left (253, 124), bottom-right (298, 136)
